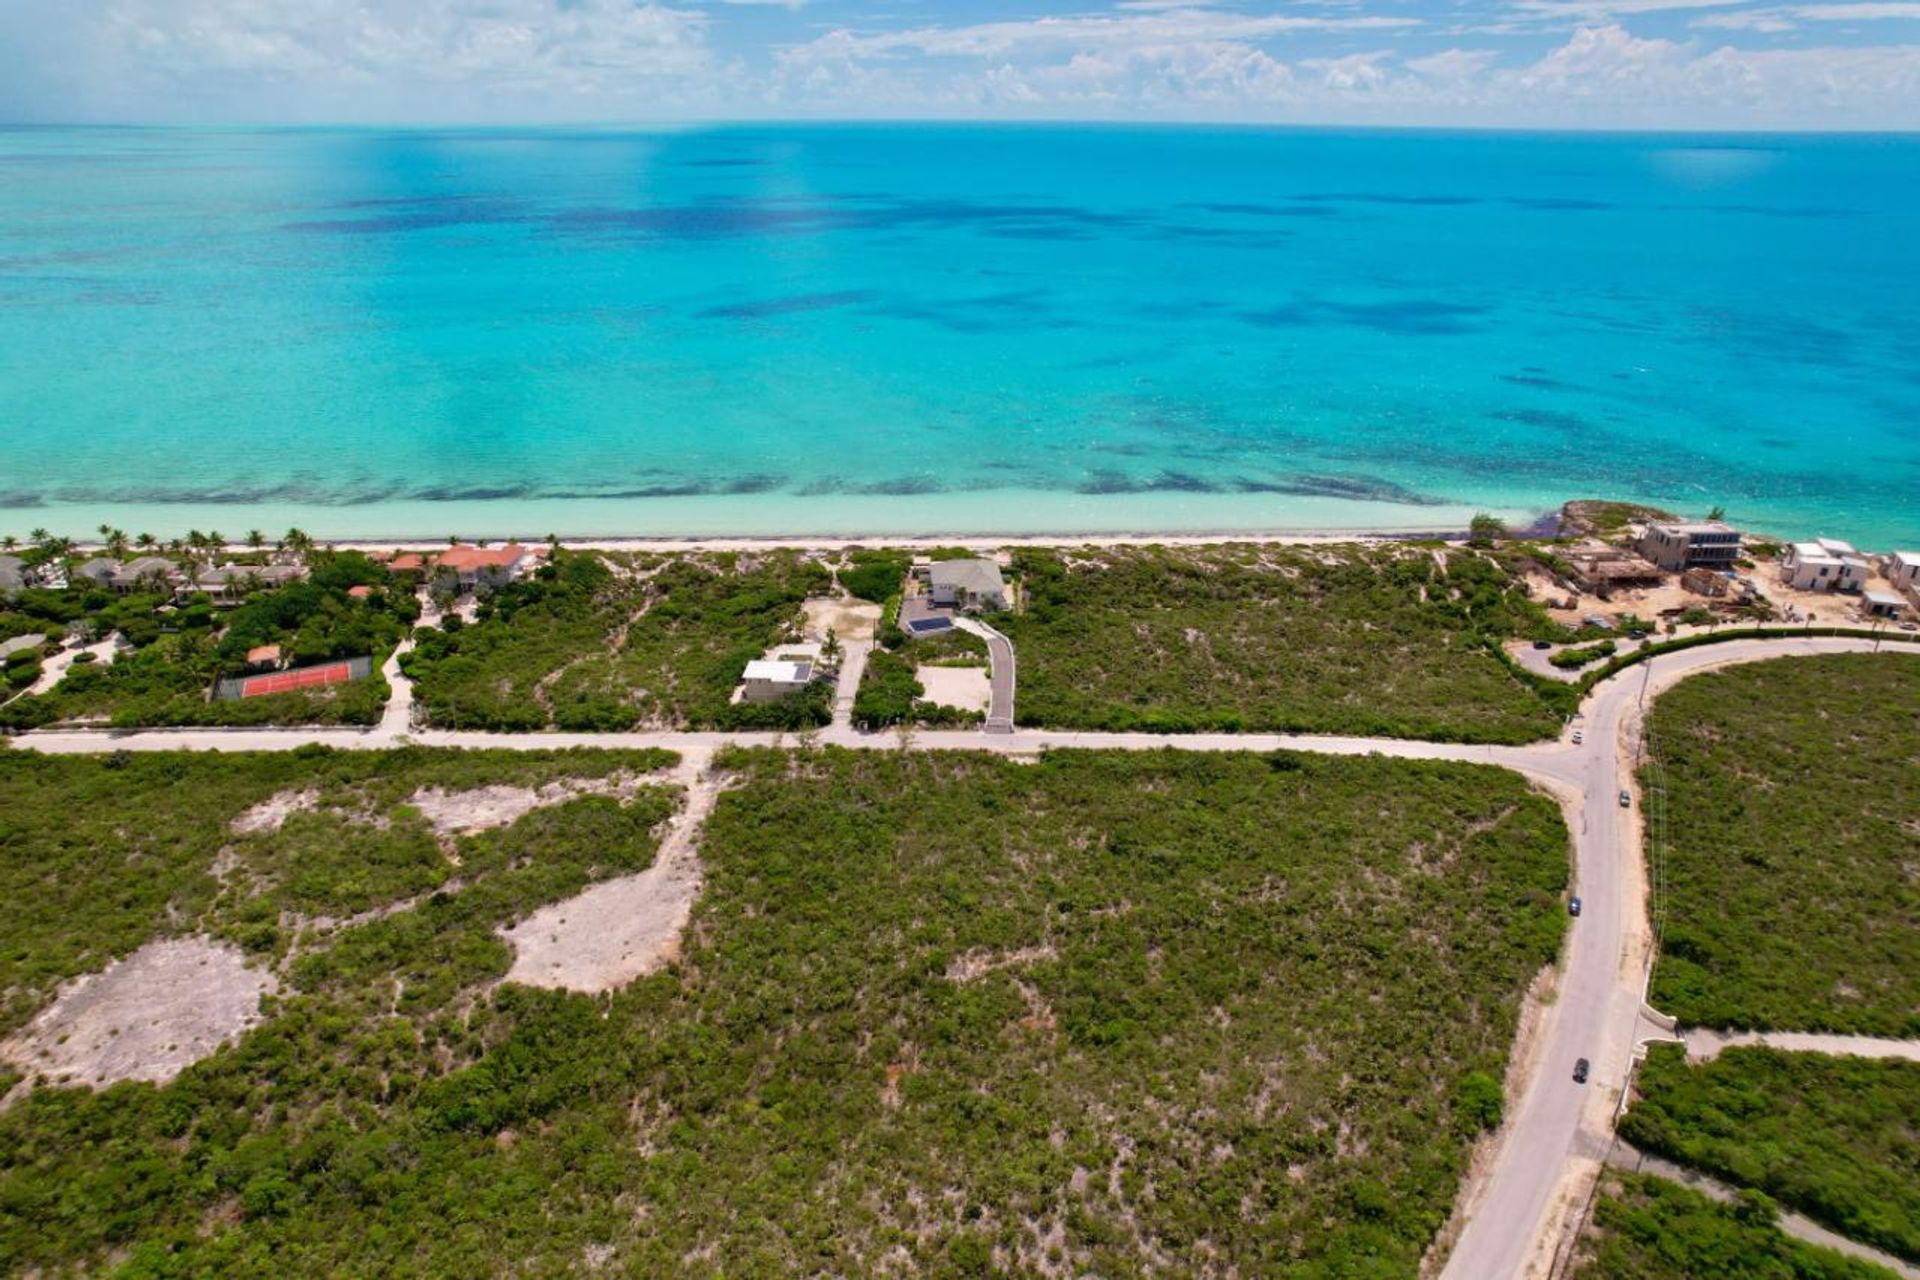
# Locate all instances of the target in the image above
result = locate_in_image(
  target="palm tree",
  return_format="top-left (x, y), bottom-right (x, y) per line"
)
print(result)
top-left (1, 535), bottom-right (16, 552)
top-left (96, 523), bottom-right (112, 548)
top-left (106, 528), bottom-right (129, 558)
top-left (247, 529), bottom-right (265, 551)
top-left (28, 528), bottom-right (49, 549)
top-left (282, 527), bottom-right (313, 562)
top-left (135, 532), bottom-right (156, 551)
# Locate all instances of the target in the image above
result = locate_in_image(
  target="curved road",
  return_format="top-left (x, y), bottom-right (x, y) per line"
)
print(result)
top-left (14, 635), bottom-right (1913, 1278)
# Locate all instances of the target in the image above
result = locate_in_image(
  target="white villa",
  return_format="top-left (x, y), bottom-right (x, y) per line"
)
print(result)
top-left (1780, 538), bottom-right (1871, 592)
top-left (924, 559), bottom-right (1009, 612)
top-left (739, 659), bottom-right (813, 703)
top-left (1883, 551), bottom-right (1920, 596)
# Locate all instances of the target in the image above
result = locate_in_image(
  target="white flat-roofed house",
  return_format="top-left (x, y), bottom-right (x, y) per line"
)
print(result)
top-left (1635, 521), bottom-right (1741, 573)
top-left (739, 659), bottom-right (813, 703)
top-left (1861, 590), bottom-right (1910, 621)
top-left (1883, 551), bottom-right (1920, 602)
top-left (926, 559), bottom-right (1009, 612)
top-left (1780, 541), bottom-right (1870, 592)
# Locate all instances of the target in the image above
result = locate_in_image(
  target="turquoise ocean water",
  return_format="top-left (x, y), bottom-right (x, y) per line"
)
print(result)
top-left (2, 125), bottom-right (1916, 545)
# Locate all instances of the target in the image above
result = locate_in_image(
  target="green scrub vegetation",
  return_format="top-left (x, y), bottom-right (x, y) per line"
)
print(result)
top-left (998, 543), bottom-right (1569, 741)
top-left (0, 552), bottom-right (414, 730)
top-left (1621, 1045), bottom-right (1920, 1263)
top-left (2, 746), bottom-right (1565, 1275)
top-left (1577, 1172), bottom-right (1897, 1280)
top-left (403, 549), bottom-right (833, 731)
top-left (1644, 652), bottom-right (1920, 1035)
top-left (0, 746), bottom-right (676, 1037)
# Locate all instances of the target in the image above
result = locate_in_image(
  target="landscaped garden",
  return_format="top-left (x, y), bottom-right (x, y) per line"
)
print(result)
top-left (1642, 652), bottom-right (1920, 1035)
top-left (0, 551), bottom-right (415, 730)
top-left (997, 543), bottom-right (1571, 741)
top-left (402, 549), bottom-right (833, 731)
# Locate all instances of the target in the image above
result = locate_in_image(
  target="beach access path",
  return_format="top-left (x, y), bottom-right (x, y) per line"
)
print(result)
top-left (12, 635), bottom-right (1910, 1280)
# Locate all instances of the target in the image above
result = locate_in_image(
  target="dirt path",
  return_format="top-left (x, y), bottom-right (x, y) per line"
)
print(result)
top-left (499, 751), bottom-right (719, 993)
top-left (1685, 1029), bottom-right (1920, 1063)
top-left (1607, 1142), bottom-right (1920, 1280)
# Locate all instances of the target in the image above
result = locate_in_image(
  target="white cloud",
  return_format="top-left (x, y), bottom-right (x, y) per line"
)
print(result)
top-left (1693, 1), bottom-right (1920, 30)
top-left (2, 0), bottom-right (1918, 128)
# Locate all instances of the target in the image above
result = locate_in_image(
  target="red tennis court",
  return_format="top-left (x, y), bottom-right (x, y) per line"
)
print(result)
top-left (237, 661), bottom-right (355, 698)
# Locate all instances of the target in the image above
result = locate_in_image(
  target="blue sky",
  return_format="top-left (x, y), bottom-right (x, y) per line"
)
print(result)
top-left (1, 0), bottom-right (1916, 129)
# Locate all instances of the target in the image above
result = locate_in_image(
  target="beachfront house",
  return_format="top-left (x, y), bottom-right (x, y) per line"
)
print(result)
top-left (1883, 551), bottom-right (1920, 596)
top-left (1780, 539), bottom-right (1871, 593)
top-left (1635, 521), bottom-right (1741, 573)
top-left (925, 559), bottom-right (1009, 613)
top-left (739, 659), bottom-right (813, 703)
top-left (75, 556), bottom-right (180, 593)
top-left (183, 563), bottom-right (308, 604)
top-left (434, 543), bottom-right (543, 593)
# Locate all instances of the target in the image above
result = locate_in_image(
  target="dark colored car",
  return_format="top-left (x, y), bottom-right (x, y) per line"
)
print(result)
top-left (1568, 897), bottom-right (1582, 917)
top-left (1573, 1058), bottom-right (1590, 1084)
top-left (1533, 640), bottom-right (1553, 650)
top-left (1619, 790), bottom-right (1632, 807)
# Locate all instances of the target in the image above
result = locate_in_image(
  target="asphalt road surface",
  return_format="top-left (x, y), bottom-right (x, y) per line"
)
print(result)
top-left (15, 634), bottom-right (1911, 1278)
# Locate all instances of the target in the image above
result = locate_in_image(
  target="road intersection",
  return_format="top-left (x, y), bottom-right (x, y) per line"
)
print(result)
top-left (14, 634), bottom-right (1911, 1278)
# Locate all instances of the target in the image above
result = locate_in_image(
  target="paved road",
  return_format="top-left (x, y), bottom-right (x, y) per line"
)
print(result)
top-left (1439, 635), bottom-right (1906, 1280)
top-left (951, 616), bottom-right (1016, 732)
top-left (13, 633), bottom-right (1910, 1277)
top-left (831, 640), bottom-right (872, 731)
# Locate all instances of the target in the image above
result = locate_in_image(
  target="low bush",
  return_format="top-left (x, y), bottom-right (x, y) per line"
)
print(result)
top-left (1578, 1172), bottom-right (1893, 1279)
top-left (1621, 1045), bottom-right (1920, 1262)
top-left (1644, 652), bottom-right (1920, 1034)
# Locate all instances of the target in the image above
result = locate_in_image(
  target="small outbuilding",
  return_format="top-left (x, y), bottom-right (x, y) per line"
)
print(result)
top-left (1862, 590), bottom-right (1910, 621)
top-left (244, 644), bottom-right (285, 672)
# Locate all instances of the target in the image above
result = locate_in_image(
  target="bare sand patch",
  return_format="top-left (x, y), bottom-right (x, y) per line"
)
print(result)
top-left (408, 775), bottom-right (646, 836)
top-left (946, 944), bottom-right (1057, 984)
top-left (499, 756), bottom-right (717, 994)
top-left (230, 787), bottom-right (320, 835)
top-left (916, 665), bottom-right (992, 714)
top-left (2, 937), bottom-right (276, 1090)
top-left (805, 595), bottom-right (882, 642)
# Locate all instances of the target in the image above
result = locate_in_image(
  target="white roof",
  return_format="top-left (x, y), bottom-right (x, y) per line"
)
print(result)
top-left (1815, 537), bottom-right (1857, 555)
top-left (1791, 542), bottom-right (1838, 563)
top-left (1893, 551), bottom-right (1920, 568)
top-left (742, 659), bottom-right (811, 684)
top-left (1652, 521), bottom-right (1736, 536)
top-left (1864, 590), bottom-right (1906, 607)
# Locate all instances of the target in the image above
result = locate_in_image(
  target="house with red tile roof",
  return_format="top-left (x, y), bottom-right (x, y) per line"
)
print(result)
top-left (433, 543), bottom-right (545, 592)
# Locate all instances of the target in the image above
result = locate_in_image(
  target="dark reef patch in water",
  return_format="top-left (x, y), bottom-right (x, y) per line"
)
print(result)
top-left (1242, 298), bottom-right (1491, 336)
top-left (1501, 373), bottom-right (1576, 391)
top-left (1492, 408), bottom-right (1594, 433)
top-left (1182, 202), bottom-right (1342, 219)
top-left (699, 290), bottom-right (877, 319)
top-left (1298, 192), bottom-right (1480, 207)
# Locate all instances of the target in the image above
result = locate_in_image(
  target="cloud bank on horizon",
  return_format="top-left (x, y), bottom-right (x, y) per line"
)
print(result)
top-left (0, 0), bottom-right (1915, 129)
